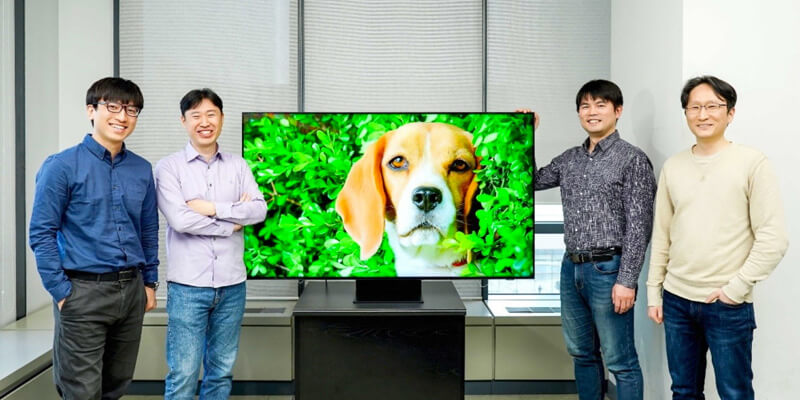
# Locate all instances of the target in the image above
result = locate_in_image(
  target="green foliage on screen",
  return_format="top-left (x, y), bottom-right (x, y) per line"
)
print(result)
top-left (241, 113), bottom-right (533, 278)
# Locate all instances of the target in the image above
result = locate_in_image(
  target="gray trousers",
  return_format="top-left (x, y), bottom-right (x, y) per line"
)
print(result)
top-left (52, 274), bottom-right (146, 400)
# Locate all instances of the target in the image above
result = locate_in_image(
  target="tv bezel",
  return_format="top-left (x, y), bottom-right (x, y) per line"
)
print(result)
top-left (240, 111), bottom-right (534, 281)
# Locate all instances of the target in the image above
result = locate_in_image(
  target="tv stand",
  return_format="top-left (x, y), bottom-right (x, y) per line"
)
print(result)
top-left (293, 280), bottom-right (466, 400)
top-left (354, 279), bottom-right (422, 302)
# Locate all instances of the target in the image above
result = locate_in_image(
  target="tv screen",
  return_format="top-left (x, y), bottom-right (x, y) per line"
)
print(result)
top-left (242, 113), bottom-right (533, 278)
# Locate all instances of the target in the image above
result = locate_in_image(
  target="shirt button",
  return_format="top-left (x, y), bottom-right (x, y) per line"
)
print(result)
top-left (209, 183), bottom-right (213, 187)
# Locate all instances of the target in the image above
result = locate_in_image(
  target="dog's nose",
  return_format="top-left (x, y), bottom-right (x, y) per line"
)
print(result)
top-left (412, 187), bottom-right (442, 212)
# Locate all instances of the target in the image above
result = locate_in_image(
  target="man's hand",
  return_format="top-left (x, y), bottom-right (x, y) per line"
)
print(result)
top-left (648, 306), bottom-right (663, 324)
top-left (515, 108), bottom-right (539, 131)
top-left (705, 288), bottom-right (740, 305)
top-left (144, 286), bottom-right (157, 312)
top-left (57, 298), bottom-right (65, 311)
top-left (233, 224), bottom-right (243, 232)
top-left (186, 199), bottom-right (216, 216)
top-left (612, 284), bottom-right (636, 314)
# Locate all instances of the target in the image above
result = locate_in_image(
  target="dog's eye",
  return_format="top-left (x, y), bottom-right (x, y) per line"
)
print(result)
top-left (388, 156), bottom-right (408, 170)
top-left (450, 159), bottom-right (470, 172)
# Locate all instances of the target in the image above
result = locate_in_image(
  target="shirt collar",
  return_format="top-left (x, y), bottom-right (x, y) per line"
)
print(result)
top-left (83, 134), bottom-right (126, 162)
top-left (582, 130), bottom-right (620, 154)
top-left (184, 142), bottom-right (224, 163)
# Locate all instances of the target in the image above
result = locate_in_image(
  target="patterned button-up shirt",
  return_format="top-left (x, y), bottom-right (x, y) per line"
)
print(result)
top-left (535, 131), bottom-right (656, 288)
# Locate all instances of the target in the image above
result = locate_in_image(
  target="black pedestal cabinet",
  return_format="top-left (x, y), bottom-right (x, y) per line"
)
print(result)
top-left (293, 280), bottom-right (466, 400)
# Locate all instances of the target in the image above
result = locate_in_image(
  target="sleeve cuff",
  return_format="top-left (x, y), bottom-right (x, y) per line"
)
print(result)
top-left (722, 276), bottom-right (751, 304)
top-left (141, 267), bottom-right (158, 284)
top-left (615, 276), bottom-right (637, 289)
top-left (214, 201), bottom-right (233, 219)
top-left (647, 285), bottom-right (663, 307)
top-left (615, 261), bottom-right (640, 289)
top-left (218, 220), bottom-right (235, 237)
top-left (49, 279), bottom-right (73, 303)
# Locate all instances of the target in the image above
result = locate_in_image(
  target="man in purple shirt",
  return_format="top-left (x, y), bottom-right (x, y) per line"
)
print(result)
top-left (155, 88), bottom-right (266, 399)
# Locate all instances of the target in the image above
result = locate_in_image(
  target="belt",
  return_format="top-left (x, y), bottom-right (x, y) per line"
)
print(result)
top-left (65, 267), bottom-right (138, 282)
top-left (567, 247), bottom-right (622, 264)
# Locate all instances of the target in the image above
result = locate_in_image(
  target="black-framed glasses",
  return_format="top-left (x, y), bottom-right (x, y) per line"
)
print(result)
top-left (96, 101), bottom-right (141, 117)
top-left (685, 103), bottom-right (727, 116)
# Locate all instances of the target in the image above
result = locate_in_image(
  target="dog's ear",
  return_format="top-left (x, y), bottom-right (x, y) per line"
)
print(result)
top-left (335, 133), bottom-right (391, 260)
top-left (463, 156), bottom-right (483, 234)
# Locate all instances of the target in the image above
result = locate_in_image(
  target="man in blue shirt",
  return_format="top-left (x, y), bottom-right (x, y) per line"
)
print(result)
top-left (29, 77), bottom-right (159, 400)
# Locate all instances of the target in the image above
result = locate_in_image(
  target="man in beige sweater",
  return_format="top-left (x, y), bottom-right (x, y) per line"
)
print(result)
top-left (646, 75), bottom-right (788, 399)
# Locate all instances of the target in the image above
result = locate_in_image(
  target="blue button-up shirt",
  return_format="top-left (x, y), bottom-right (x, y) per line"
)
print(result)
top-left (29, 134), bottom-right (159, 301)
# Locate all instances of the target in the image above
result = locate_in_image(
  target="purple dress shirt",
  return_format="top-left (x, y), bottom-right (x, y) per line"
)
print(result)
top-left (155, 143), bottom-right (267, 287)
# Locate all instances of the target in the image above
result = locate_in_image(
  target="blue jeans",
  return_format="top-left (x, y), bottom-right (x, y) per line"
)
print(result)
top-left (560, 254), bottom-right (643, 400)
top-left (662, 289), bottom-right (756, 400)
top-left (164, 281), bottom-right (246, 400)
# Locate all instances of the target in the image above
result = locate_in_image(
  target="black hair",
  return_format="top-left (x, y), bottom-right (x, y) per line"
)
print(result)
top-left (85, 77), bottom-right (144, 108)
top-left (680, 75), bottom-right (737, 110)
top-left (180, 88), bottom-right (223, 116)
top-left (575, 79), bottom-right (623, 111)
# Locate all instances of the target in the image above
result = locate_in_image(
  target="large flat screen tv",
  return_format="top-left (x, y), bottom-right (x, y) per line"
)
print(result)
top-left (242, 113), bottom-right (533, 279)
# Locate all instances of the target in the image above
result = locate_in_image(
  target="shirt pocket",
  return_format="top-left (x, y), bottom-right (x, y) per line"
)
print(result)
top-left (68, 181), bottom-right (106, 224)
top-left (560, 159), bottom-right (589, 194)
top-left (124, 181), bottom-right (147, 214)
top-left (222, 177), bottom-right (241, 202)
top-left (594, 162), bottom-right (625, 196)
top-left (213, 175), bottom-right (241, 203)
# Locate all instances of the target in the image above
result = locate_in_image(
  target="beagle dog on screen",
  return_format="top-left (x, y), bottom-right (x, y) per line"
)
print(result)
top-left (335, 122), bottom-right (480, 276)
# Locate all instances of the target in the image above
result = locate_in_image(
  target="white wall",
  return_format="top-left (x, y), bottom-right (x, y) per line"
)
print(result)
top-left (611, 1), bottom-right (800, 398)
top-left (610, 1), bottom-right (684, 398)
top-left (1, 0), bottom-right (17, 327)
top-left (25, 0), bottom-right (61, 317)
top-left (58, 0), bottom-right (114, 146)
top-left (682, 2), bottom-right (800, 398)
top-left (530, 0), bottom-right (612, 204)
top-left (24, 0), bottom-right (114, 315)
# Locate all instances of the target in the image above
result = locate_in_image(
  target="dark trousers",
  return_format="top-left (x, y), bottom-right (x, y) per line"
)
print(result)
top-left (662, 290), bottom-right (756, 400)
top-left (52, 275), bottom-right (146, 400)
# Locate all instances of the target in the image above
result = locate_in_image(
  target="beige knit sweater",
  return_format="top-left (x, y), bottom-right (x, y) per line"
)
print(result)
top-left (647, 143), bottom-right (788, 306)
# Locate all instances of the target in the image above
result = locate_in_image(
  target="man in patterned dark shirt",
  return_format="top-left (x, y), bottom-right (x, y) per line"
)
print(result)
top-left (533, 80), bottom-right (656, 400)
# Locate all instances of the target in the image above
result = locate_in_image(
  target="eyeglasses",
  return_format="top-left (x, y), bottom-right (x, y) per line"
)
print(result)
top-left (685, 103), bottom-right (727, 116)
top-left (95, 101), bottom-right (141, 117)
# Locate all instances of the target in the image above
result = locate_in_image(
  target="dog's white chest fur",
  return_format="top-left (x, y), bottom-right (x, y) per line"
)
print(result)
top-left (385, 221), bottom-right (465, 276)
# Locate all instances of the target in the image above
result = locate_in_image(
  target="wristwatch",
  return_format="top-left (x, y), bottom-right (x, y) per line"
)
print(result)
top-left (144, 281), bottom-right (160, 291)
